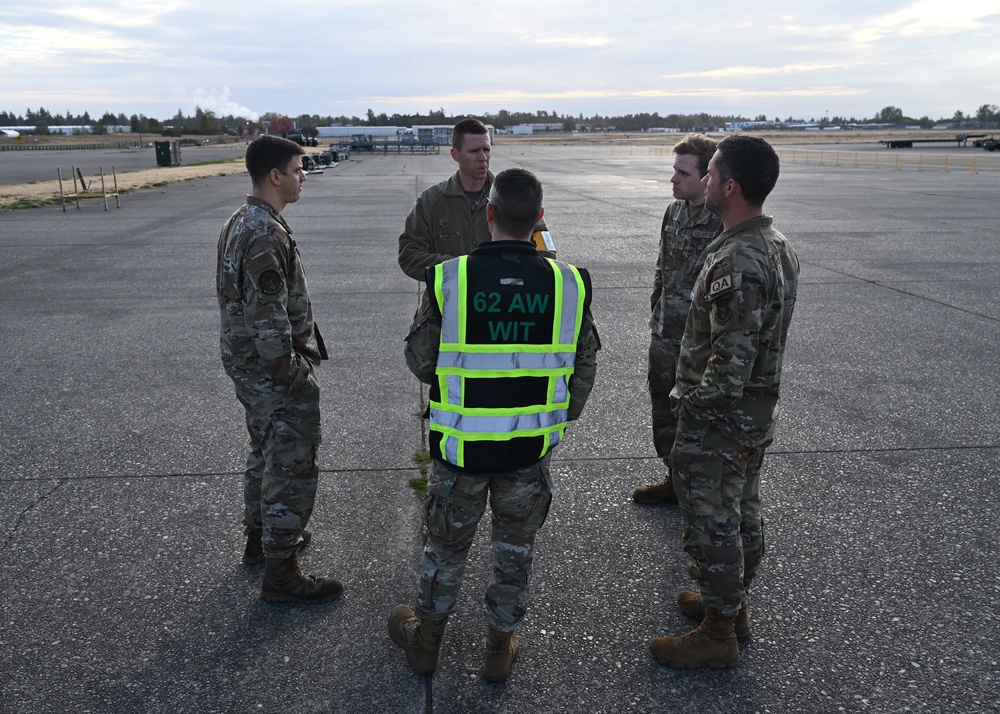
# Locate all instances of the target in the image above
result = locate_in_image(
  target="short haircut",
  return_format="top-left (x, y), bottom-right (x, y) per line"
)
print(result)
top-left (245, 135), bottom-right (304, 188)
top-left (714, 135), bottom-right (780, 207)
top-left (451, 118), bottom-right (490, 151)
top-left (488, 168), bottom-right (542, 238)
top-left (672, 133), bottom-right (717, 176)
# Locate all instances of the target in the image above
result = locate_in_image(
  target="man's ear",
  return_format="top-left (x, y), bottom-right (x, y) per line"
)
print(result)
top-left (486, 202), bottom-right (495, 223)
top-left (268, 167), bottom-right (282, 186)
top-left (537, 207), bottom-right (545, 222)
top-left (450, 147), bottom-right (459, 163)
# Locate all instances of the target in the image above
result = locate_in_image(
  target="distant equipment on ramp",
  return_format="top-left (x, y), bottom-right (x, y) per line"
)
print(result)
top-left (879, 134), bottom-right (987, 148)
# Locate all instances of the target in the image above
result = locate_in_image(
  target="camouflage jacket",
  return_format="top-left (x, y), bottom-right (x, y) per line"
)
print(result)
top-left (649, 200), bottom-right (722, 342)
top-left (404, 241), bottom-right (600, 424)
top-left (397, 170), bottom-right (549, 281)
top-left (671, 216), bottom-right (799, 446)
top-left (216, 196), bottom-right (326, 392)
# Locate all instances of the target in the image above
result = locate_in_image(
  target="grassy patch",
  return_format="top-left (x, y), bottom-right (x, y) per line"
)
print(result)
top-left (0, 196), bottom-right (62, 211)
top-left (185, 157), bottom-right (244, 167)
top-left (409, 449), bottom-right (431, 499)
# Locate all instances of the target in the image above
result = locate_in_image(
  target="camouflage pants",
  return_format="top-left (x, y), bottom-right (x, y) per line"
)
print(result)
top-left (416, 456), bottom-right (554, 632)
top-left (670, 417), bottom-right (765, 616)
top-left (233, 372), bottom-right (322, 559)
top-left (648, 336), bottom-right (681, 463)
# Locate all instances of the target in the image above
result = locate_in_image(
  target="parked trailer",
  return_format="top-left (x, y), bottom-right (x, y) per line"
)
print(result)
top-left (879, 134), bottom-right (987, 149)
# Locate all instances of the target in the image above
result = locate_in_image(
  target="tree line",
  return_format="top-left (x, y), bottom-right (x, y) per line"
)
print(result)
top-left (2, 104), bottom-right (997, 136)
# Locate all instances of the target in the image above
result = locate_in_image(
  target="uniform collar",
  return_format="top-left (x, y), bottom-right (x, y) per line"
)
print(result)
top-left (443, 169), bottom-right (495, 198)
top-left (472, 239), bottom-right (538, 255)
top-left (246, 195), bottom-right (292, 234)
top-left (719, 215), bottom-right (772, 238)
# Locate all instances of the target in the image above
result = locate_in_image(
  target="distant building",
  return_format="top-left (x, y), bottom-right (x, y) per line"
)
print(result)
top-left (401, 124), bottom-right (495, 145)
top-left (315, 123), bottom-right (494, 145)
top-left (0, 125), bottom-right (94, 135)
top-left (511, 123), bottom-right (564, 135)
top-left (316, 126), bottom-right (402, 138)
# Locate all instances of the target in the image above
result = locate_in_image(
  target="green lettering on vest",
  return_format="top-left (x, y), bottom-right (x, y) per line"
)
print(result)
top-left (508, 293), bottom-right (549, 314)
top-left (489, 320), bottom-right (516, 341)
top-left (474, 291), bottom-right (502, 313)
top-left (525, 293), bottom-right (549, 314)
top-left (488, 321), bottom-right (535, 342)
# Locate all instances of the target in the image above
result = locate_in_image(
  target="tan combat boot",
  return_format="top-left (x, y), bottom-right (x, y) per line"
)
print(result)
top-left (649, 609), bottom-right (741, 669)
top-left (632, 478), bottom-right (678, 504)
top-left (483, 627), bottom-right (519, 682)
top-left (677, 589), bottom-right (751, 638)
top-left (261, 553), bottom-right (343, 604)
top-left (243, 529), bottom-right (312, 566)
top-left (388, 605), bottom-right (446, 675)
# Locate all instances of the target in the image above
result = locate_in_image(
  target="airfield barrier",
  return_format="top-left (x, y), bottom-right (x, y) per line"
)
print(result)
top-left (774, 148), bottom-right (998, 174)
top-left (0, 141), bottom-right (142, 152)
top-left (645, 144), bottom-right (998, 173)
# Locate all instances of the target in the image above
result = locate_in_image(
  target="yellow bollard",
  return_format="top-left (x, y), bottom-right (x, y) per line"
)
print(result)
top-left (853, 152), bottom-right (859, 168)
top-left (971, 156), bottom-right (978, 174)
top-left (874, 152), bottom-right (880, 169)
top-left (942, 155), bottom-right (949, 173)
top-left (918, 154), bottom-right (924, 172)
top-left (895, 154), bottom-right (900, 170)
top-left (835, 151), bottom-right (841, 167)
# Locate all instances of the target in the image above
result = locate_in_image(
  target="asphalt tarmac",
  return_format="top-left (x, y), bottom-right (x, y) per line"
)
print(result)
top-left (1, 144), bottom-right (997, 714)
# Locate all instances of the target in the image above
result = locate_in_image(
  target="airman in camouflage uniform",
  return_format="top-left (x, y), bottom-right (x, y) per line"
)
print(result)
top-left (390, 168), bottom-right (599, 683)
top-left (650, 135), bottom-right (799, 669)
top-left (633, 135), bottom-right (722, 504)
top-left (397, 118), bottom-right (550, 281)
top-left (216, 135), bottom-right (342, 605)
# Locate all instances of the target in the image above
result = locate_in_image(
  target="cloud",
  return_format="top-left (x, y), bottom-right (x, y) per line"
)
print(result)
top-left (0, 0), bottom-right (997, 121)
top-left (852, 0), bottom-right (1000, 42)
top-left (191, 87), bottom-right (259, 122)
top-left (665, 63), bottom-right (851, 80)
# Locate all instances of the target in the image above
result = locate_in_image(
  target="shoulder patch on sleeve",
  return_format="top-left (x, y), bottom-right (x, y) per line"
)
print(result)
top-left (259, 270), bottom-right (283, 295)
top-left (708, 272), bottom-right (735, 298)
top-left (247, 252), bottom-right (276, 277)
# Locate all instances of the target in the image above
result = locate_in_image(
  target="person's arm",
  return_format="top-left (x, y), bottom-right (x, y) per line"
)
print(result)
top-left (403, 288), bottom-right (441, 384)
top-left (651, 207), bottom-right (672, 311)
top-left (567, 310), bottom-right (600, 421)
top-left (678, 258), bottom-right (764, 421)
top-left (398, 197), bottom-right (455, 281)
top-left (242, 233), bottom-right (312, 391)
top-left (651, 239), bottom-right (664, 312)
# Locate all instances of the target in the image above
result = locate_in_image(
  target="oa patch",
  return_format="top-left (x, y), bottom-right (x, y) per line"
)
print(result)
top-left (259, 270), bottom-right (283, 295)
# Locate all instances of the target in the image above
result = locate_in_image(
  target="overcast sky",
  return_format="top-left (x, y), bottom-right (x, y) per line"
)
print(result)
top-left (1, 0), bottom-right (997, 123)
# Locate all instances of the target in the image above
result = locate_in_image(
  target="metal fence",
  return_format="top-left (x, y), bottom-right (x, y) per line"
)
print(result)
top-left (643, 144), bottom-right (1000, 173)
top-left (774, 147), bottom-right (999, 173)
top-left (0, 141), bottom-right (142, 152)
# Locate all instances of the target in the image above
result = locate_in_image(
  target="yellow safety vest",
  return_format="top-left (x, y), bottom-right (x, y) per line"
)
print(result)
top-left (429, 254), bottom-right (587, 472)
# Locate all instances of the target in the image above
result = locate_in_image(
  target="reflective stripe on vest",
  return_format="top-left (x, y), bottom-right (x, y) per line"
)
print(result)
top-left (429, 255), bottom-right (586, 469)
